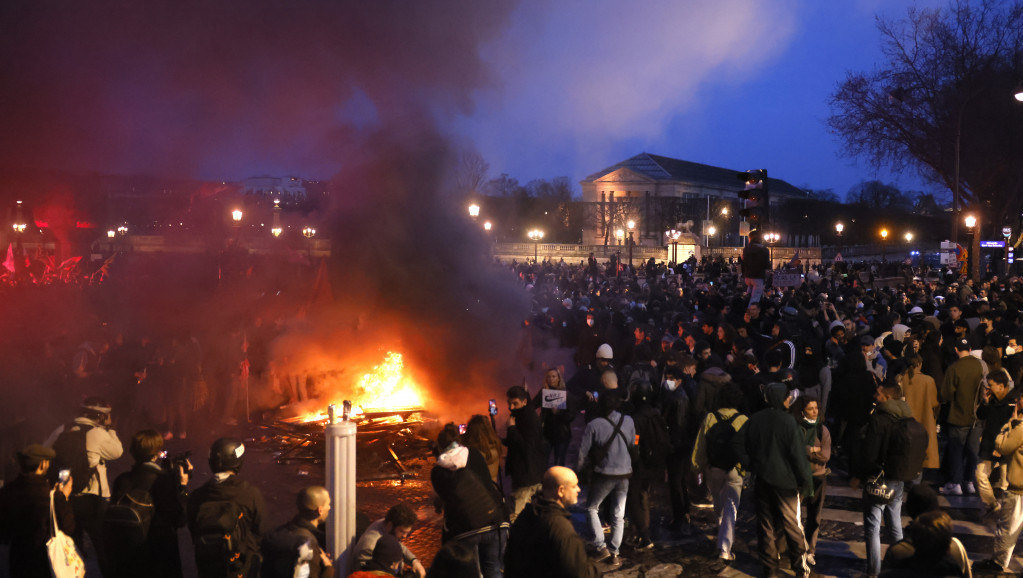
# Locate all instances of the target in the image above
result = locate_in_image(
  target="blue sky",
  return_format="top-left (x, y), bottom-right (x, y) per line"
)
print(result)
top-left (452, 0), bottom-right (947, 200)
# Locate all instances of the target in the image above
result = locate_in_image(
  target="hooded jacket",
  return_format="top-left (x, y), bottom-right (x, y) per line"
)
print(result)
top-left (694, 367), bottom-right (731, 421)
top-left (857, 398), bottom-right (914, 481)
top-left (734, 383), bottom-right (812, 495)
top-left (430, 446), bottom-right (507, 540)
top-left (504, 497), bottom-right (600, 578)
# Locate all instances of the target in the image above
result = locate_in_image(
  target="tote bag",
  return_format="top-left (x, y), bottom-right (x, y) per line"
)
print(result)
top-left (47, 490), bottom-right (85, 578)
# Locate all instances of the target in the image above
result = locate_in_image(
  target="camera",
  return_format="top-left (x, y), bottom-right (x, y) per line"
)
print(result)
top-left (160, 450), bottom-right (193, 478)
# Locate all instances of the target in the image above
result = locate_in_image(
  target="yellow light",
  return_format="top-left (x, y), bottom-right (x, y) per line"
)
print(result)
top-left (964, 215), bottom-right (977, 228)
top-left (881, 229), bottom-right (888, 239)
top-left (905, 232), bottom-right (913, 242)
top-left (468, 204), bottom-right (480, 218)
top-left (484, 221), bottom-right (492, 231)
top-left (107, 230), bottom-right (116, 238)
top-left (627, 220), bottom-right (635, 230)
top-left (708, 226), bottom-right (717, 236)
top-left (271, 227), bottom-right (282, 237)
top-left (232, 209), bottom-right (243, 222)
top-left (835, 223), bottom-right (844, 234)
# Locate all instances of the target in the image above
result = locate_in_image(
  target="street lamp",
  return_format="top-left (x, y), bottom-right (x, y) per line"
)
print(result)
top-left (528, 229), bottom-right (544, 263)
top-left (707, 225), bottom-right (717, 250)
top-left (765, 232), bottom-right (779, 267)
top-left (880, 229), bottom-right (889, 264)
top-left (483, 221), bottom-right (492, 232)
top-left (468, 204), bottom-right (480, 219)
top-left (835, 222), bottom-right (844, 257)
top-left (965, 214), bottom-right (977, 280)
top-left (232, 209), bottom-right (243, 222)
top-left (904, 232), bottom-right (913, 243)
top-left (626, 220), bottom-right (635, 267)
top-left (665, 229), bottom-right (681, 264)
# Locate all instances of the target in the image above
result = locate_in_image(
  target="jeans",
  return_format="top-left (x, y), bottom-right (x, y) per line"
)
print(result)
top-left (993, 491), bottom-right (1023, 568)
top-left (459, 527), bottom-right (507, 578)
top-left (549, 438), bottom-right (570, 467)
top-left (585, 475), bottom-right (629, 555)
top-left (705, 467), bottom-right (743, 556)
top-left (863, 479), bottom-right (904, 577)
top-left (946, 424), bottom-right (980, 486)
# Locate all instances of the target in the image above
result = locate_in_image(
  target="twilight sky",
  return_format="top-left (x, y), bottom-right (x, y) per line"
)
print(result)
top-left (0, 0), bottom-right (948, 200)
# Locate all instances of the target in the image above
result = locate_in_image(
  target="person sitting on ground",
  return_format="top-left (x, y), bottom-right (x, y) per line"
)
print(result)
top-left (352, 503), bottom-right (425, 578)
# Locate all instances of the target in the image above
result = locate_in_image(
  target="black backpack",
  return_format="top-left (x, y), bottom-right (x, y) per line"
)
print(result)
top-left (636, 412), bottom-right (670, 471)
top-left (51, 423), bottom-right (95, 495)
top-left (888, 416), bottom-right (929, 482)
top-left (193, 499), bottom-right (248, 576)
top-left (586, 416), bottom-right (626, 469)
top-left (705, 411), bottom-right (741, 471)
top-left (103, 487), bottom-right (155, 547)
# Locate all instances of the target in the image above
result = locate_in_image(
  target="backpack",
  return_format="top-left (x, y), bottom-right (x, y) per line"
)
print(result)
top-left (103, 487), bottom-right (155, 547)
top-left (51, 423), bottom-right (95, 495)
top-left (888, 416), bottom-right (929, 482)
top-left (705, 411), bottom-right (741, 471)
top-left (193, 499), bottom-right (248, 576)
top-left (636, 412), bottom-right (670, 471)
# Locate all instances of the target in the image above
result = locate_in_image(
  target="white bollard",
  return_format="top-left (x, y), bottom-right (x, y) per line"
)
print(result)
top-left (326, 402), bottom-right (357, 577)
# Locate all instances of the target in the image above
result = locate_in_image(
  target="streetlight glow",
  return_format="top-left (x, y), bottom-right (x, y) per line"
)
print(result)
top-left (835, 223), bottom-right (844, 234)
top-left (468, 204), bottom-right (480, 218)
top-left (484, 221), bottom-right (492, 231)
top-left (707, 226), bottom-right (717, 236)
top-left (627, 220), bottom-right (635, 230)
top-left (964, 214), bottom-right (977, 229)
top-left (905, 232), bottom-right (913, 242)
top-left (232, 209), bottom-right (243, 222)
top-left (880, 229), bottom-right (888, 240)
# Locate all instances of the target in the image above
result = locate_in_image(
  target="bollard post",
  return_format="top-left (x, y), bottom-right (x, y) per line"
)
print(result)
top-left (326, 402), bottom-right (357, 577)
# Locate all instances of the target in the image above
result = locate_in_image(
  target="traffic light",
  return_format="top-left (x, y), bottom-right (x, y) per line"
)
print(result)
top-left (736, 169), bottom-right (769, 234)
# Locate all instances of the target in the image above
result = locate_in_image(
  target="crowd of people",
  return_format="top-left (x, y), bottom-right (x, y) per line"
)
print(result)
top-left (5, 226), bottom-right (1023, 577)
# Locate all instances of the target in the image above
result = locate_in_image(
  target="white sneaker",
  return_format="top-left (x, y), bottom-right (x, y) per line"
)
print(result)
top-left (940, 482), bottom-right (963, 496)
top-left (965, 482), bottom-right (977, 495)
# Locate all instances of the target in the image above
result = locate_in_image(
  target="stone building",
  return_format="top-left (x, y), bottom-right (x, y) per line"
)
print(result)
top-left (580, 152), bottom-right (805, 248)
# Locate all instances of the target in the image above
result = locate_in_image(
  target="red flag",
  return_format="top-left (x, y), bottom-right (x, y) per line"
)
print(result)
top-left (2, 244), bottom-right (14, 273)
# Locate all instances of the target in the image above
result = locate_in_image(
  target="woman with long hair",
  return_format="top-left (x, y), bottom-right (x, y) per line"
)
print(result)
top-left (538, 367), bottom-right (575, 466)
top-left (462, 415), bottom-right (502, 484)
top-left (899, 353), bottom-right (939, 473)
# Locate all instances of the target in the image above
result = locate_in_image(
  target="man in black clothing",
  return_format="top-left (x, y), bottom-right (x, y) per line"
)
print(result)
top-left (187, 437), bottom-right (267, 578)
top-left (734, 383), bottom-right (813, 578)
top-left (0, 444), bottom-right (75, 578)
top-left (505, 466), bottom-right (600, 578)
top-left (742, 230), bottom-right (770, 308)
top-left (661, 364), bottom-right (693, 532)
top-left (106, 429), bottom-right (190, 578)
top-left (505, 385), bottom-right (547, 521)
top-left (262, 486), bottom-right (333, 578)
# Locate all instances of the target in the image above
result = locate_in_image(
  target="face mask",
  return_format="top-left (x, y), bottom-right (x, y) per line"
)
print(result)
top-left (664, 380), bottom-right (678, 391)
top-left (1007, 346), bottom-right (1017, 356)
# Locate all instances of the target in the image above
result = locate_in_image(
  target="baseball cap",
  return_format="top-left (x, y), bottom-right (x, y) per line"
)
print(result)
top-left (954, 338), bottom-right (971, 351)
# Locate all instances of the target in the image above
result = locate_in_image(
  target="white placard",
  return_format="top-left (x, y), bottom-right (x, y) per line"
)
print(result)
top-left (773, 272), bottom-right (802, 287)
top-left (541, 389), bottom-right (567, 410)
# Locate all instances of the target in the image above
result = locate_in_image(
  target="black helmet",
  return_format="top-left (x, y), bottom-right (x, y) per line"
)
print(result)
top-left (209, 437), bottom-right (245, 473)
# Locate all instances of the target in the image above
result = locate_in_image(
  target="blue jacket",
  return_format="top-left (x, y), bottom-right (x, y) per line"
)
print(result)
top-left (577, 411), bottom-right (635, 476)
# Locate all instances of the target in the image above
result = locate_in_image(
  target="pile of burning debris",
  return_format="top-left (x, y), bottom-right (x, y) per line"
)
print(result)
top-left (254, 352), bottom-right (440, 481)
top-left (258, 408), bottom-right (439, 481)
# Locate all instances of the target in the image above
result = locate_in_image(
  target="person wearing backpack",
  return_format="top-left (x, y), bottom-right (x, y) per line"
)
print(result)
top-left (106, 429), bottom-right (191, 578)
top-left (261, 486), bottom-right (333, 578)
top-left (854, 381), bottom-right (925, 578)
top-left (576, 389), bottom-right (635, 571)
top-left (47, 396), bottom-right (124, 575)
top-left (691, 383), bottom-right (747, 563)
top-left (625, 379), bottom-right (668, 551)
top-left (187, 436), bottom-right (267, 578)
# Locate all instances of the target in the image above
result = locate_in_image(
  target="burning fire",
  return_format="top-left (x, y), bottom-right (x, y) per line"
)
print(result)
top-left (300, 352), bottom-right (424, 422)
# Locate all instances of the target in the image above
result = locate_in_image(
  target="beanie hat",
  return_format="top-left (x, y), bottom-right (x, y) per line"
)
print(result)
top-left (596, 344), bottom-right (613, 360)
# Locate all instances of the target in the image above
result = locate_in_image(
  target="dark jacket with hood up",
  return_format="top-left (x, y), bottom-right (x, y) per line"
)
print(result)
top-left (734, 383), bottom-right (812, 495)
top-left (504, 497), bottom-right (599, 578)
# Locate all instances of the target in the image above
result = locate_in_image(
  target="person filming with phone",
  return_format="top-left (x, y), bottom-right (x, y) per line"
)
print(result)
top-left (0, 444), bottom-right (76, 578)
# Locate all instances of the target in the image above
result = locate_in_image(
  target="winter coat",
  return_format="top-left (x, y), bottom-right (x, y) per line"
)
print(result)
top-left (734, 383), bottom-right (812, 495)
top-left (741, 243), bottom-right (770, 279)
top-left (901, 371), bottom-right (940, 469)
top-left (995, 417), bottom-right (1023, 493)
top-left (504, 497), bottom-right (600, 578)
top-left (261, 515), bottom-right (330, 578)
top-left (108, 461), bottom-right (188, 577)
top-left (940, 355), bottom-right (985, 427)
top-left (0, 473), bottom-right (75, 578)
top-left (797, 418), bottom-right (831, 478)
top-left (186, 473), bottom-right (267, 573)
top-left (977, 390), bottom-right (1019, 461)
top-left (694, 367), bottom-right (731, 422)
top-left (691, 407), bottom-right (747, 472)
top-left (430, 446), bottom-right (507, 540)
top-left (504, 405), bottom-right (547, 489)
top-left (857, 399), bottom-right (914, 481)
top-left (660, 385), bottom-right (691, 454)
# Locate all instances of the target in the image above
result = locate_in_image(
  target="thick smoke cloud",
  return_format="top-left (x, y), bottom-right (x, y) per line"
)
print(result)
top-left (0, 0), bottom-right (515, 178)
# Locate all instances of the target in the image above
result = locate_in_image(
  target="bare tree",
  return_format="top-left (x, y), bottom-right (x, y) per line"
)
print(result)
top-left (828, 0), bottom-right (1023, 279)
top-left (847, 180), bottom-right (914, 211)
top-left (456, 150), bottom-right (489, 196)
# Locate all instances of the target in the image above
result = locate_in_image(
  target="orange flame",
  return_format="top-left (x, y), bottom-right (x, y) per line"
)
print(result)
top-left (299, 352), bottom-right (424, 422)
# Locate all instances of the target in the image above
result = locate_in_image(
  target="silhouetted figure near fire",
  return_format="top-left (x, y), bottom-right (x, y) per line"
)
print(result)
top-left (504, 385), bottom-right (546, 521)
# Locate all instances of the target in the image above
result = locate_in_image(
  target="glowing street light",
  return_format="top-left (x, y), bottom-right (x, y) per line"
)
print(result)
top-left (468, 204), bottom-right (480, 219)
top-left (232, 209), bottom-right (243, 222)
top-left (904, 232), bottom-right (913, 243)
top-left (107, 230), bottom-right (116, 238)
top-left (665, 229), bottom-right (681, 263)
top-left (964, 214), bottom-right (977, 229)
top-left (483, 221), bottom-right (492, 232)
top-left (528, 229), bottom-right (544, 262)
top-left (880, 229), bottom-right (889, 263)
top-left (302, 227), bottom-right (316, 238)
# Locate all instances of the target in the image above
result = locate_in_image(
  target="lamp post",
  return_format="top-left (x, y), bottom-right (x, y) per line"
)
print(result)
top-left (468, 203), bottom-right (480, 219)
top-left (528, 229), bottom-right (544, 263)
top-left (880, 229), bottom-right (889, 264)
top-left (765, 232), bottom-right (779, 268)
top-left (707, 225), bottom-right (717, 250)
top-left (665, 229), bottom-right (681, 264)
top-left (835, 223), bottom-right (844, 256)
top-left (483, 221), bottom-right (492, 232)
top-left (965, 214), bottom-right (977, 280)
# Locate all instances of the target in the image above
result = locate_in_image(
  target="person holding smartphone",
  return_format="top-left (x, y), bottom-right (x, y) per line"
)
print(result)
top-left (0, 444), bottom-right (76, 578)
